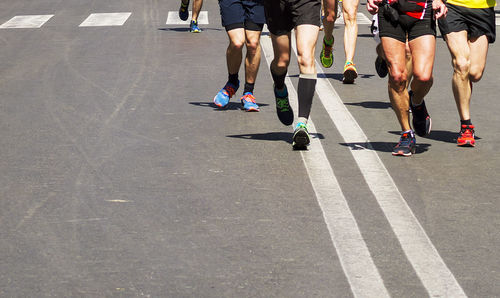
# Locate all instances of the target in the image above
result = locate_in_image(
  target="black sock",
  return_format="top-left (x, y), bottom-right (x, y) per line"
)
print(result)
top-left (243, 82), bottom-right (255, 94)
top-left (298, 75), bottom-right (317, 120)
top-left (461, 119), bottom-right (472, 126)
top-left (271, 68), bottom-right (287, 90)
top-left (228, 73), bottom-right (239, 86)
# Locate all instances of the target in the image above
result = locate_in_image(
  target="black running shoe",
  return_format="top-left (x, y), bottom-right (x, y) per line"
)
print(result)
top-left (409, 90), bottom-right (431, 137)
top-left (274, 85), bottom-right (294, 126)
top-left (392, 131), bottom-right (416, 157)
top-left (375, 56), bottom-right (388, 78)
top-left (292, 122), bottom-right (310, 150)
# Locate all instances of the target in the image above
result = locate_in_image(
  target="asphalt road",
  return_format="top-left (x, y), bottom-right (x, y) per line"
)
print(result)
top-left (0, 0), bottom-right (498, 297)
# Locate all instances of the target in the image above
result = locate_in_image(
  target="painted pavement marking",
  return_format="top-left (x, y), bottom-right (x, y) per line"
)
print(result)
top-left (261, 32), bottom-right (390, 297)
top-left (79, 13), bottom-right (132, 27)
top-left (0, 15), bottom-right (54, 29)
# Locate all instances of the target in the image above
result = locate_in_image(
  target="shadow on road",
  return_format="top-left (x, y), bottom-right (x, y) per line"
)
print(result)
top-left (344, 101), bottom-right (392, 109)
top-left (389, 130), bottom-right (481, 144)
top-left (227, 132), bottom-right (324, 144)
top-left (189, 101), bottom-right (270, 111)
top-left (158, 27), bottom-right (224, 32)
top-left (340, 141), bottom-right (431, 154)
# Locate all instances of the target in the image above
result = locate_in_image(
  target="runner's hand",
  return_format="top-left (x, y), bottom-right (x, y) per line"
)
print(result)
top-left (367, 0), bottom-right (382, 14)
top-left (433, 0), bottom-right (447, 19)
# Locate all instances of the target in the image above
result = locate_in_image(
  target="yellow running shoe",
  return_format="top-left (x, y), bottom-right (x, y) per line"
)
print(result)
top-left (343, 61), bottom-right (358, 84)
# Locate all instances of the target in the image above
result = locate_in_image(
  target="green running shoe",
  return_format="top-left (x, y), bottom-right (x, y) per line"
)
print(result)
top-left (320, 37), bottom-right (334, 68)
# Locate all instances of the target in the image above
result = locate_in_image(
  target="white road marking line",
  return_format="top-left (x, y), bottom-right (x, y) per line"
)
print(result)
top-left (166, 11), bottom-right (209, 25)
top-left (336, 12), bottom-right (372, 25)
top-left (260, 32), bottom-right (390, 297)
top-left (79, 12), bottom-right (132, 27)
top-left (311, 47), bottom-right (467, 297)
top-left (0, 15), bottom-right (54, 29)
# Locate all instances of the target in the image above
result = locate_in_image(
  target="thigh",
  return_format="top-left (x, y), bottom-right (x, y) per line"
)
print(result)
top-left (469, 35), bottom-right (489, 76)
top-left (342, 0), bottom-right (360, 16)
top-left (382, 36), bottom-right (408, 74)
top-left (409, 34), bottom-right (436, 78)
top-left (271, 32), bottom-right (292, 59)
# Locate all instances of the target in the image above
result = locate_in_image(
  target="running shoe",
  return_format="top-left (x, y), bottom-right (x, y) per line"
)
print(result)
top-left (213, 81), bottom-right (239, 108)
top-left (457, 124), bottom-right (475, 147)
top-left (375, 56), bottom-right (388, 78)
top-left (190, 20), bottom-right (202, 33)
top-left (240, 92), bottom-right (260, 112)
top-left (320, 37), bottom-right (334, 68)
top-left (343, 61), bottom-right (358, 84)
top-left (292, 122), bottom-right (310, 150)
top-left (409, 90), bottom-right (432, 137)
top-left (392, 131), bottom-right (416, 157)
top-left (178, 0), bottom-right (190, 21)
top-left (274, 84), bottom-right (294, 126)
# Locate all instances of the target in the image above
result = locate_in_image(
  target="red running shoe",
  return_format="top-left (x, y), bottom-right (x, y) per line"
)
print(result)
top-left (457, 124), bottom-right (475, 147)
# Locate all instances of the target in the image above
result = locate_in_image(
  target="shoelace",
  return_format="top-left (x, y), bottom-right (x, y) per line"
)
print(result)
top-left (276, 98), bottom-right (290, 111)
top-left (242, 94), bottom-right (256, 103)
top-left (323, 41), bottom-right (332, 57)
top-left (397, 133), bottom-right (413, 147)
top-left (460, 125), bottom-right (474, 137)
top-left (224, 85), bottom-right (236, 98)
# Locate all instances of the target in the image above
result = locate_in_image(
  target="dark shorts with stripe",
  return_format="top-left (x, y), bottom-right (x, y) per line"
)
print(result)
top-left (378, 7), bottom-right (436, 43)
top-left (438, 3), bottom-right (496, 43)
top-left (219, 0), bottom-right (266, 31)
top-left (264, 0), bottom-right (322, 36)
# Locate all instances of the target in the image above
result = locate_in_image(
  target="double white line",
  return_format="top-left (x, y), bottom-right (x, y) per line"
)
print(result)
top-left (260, 29), bottom-right (467, 297)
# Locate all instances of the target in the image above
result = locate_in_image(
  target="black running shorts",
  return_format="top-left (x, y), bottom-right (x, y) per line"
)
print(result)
top-left (219, 0), bottom-right (266, 31)
top-left (438, 3), bottom-right (496, 43)
top-left (378, 7), bottom-right (436, 43)
top-left (264, 0), bottom-right (322, 36)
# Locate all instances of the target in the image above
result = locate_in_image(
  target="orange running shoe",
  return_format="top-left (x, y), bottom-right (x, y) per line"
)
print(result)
top-left (457, 124), bottom-right (475, 147)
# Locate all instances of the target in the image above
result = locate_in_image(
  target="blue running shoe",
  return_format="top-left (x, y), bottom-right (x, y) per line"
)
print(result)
top-left (240, 92), bottom-right (260, 112)
top-left (190, 20), bottom-right (202, 33)
top-left (178, 0), bottom-right (190, 21)
top-left (292, 122), bottom-right (310, 150)
top-left (392, 130), bottom-right (416, 156)
top-left (213, 81), bottom-right (239, 108)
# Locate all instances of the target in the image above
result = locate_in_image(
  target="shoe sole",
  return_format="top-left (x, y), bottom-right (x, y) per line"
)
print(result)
top-left (392, 146), bottom-right (416, 157)
top-left (343, 69), bottom-right (358, 84)
top-left (457, 140), bottom-right (475, 147)
top-left (213, 98), bottom-right (229, 109)
top-left (292, 130), bottom-right (310, 150)
top-left (242, 107), bottom-right (259, 112)
top-left (375, 56), bottom-right (388, 78)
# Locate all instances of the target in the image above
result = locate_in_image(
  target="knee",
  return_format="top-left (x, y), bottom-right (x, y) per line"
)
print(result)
top-left (469, 66), bottom-right (484, 82)
top-left (413, 72), bottom-right (433, 84)
top-left (229, 39), bottom-right (245, 51)
top-left (273, 55), bottom-right (290, 70)
top-left (297, 53), bottom-right (314, 70)
top-left (453, 57), bottom-right (471, 78)
top-left (343, 7), bottom-right (358, 24)
top-left (245, 39), bottom-right (260, 54)
top-left (389, 70), bottom-right (407, 91)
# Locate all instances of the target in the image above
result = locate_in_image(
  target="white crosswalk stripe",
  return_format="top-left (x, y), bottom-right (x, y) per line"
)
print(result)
top-left (0, 15), bottom-right (54, 29)
top-left (166, 11), bottom-right (209, 25)
top-left (79, 12), bottom-right (132, 27)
